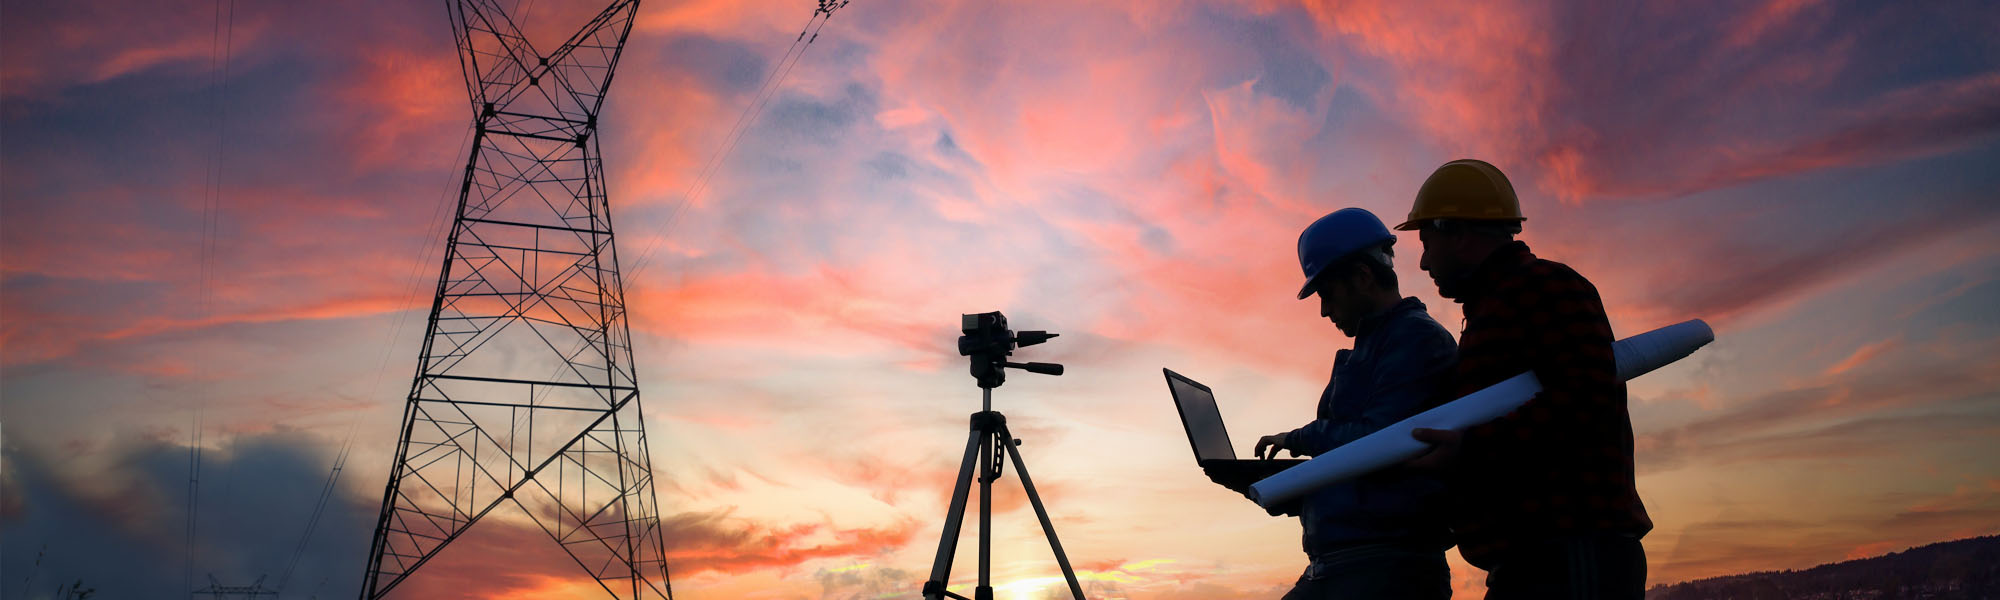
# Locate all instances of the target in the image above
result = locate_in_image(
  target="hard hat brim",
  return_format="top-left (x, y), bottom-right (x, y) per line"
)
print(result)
top-left (1296, 265), bottom-right (1332, 300)
top-left (1393, 216), bottom-right (1524, 231)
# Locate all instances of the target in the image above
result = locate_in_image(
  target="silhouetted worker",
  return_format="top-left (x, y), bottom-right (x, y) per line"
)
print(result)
top-left (1398, 159), bottom-right (1651, 599)
top-left (1253, 207), bottom-right (1458, 600)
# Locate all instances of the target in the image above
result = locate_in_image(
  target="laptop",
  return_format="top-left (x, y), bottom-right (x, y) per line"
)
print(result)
top-left (1163, 368), bottom-right (1302, 495)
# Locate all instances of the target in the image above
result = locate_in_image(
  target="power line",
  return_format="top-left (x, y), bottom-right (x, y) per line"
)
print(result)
top-left (625, 2), bottom-right (851, 279)
top-left (188, 0), bottom-right (234, 589)
top-left (626, 7), bottom-right (825, 276)
top-left (363, 0), bottom-right (542, 403)
top-left (209, 432), bottom-right (243, 561)
top-left (199, 0), bottom-right (238, 319)
top-left (184, 409), bottom-right (203, 600)
top-left (277, 429), bottom-right (354, 593)
top-left (521, 2), bottom-right (853, 411)
top-left (363, 127), bottom-right (474, 399)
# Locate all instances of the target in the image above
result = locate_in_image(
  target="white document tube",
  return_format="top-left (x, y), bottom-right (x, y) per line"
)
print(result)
top-left (1247, 319), bottom-right (1714, 508)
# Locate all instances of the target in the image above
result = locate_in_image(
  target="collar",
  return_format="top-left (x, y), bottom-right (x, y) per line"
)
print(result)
top-left (1456, 241), bottom-right (1535, 302)
top-left (1351, 296), bottom-right (1428, 338)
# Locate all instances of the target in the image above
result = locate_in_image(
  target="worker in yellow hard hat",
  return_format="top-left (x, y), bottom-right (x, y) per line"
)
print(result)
top-left (1398, 159), bottom-right (1653, 599)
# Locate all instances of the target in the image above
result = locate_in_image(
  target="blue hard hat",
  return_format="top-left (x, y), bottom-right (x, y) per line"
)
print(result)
top-left (1296, 208), bottom-right (1396, 299)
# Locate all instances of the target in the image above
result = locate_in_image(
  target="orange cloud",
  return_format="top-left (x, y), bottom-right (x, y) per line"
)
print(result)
top-left (1, 289), bottom-right (408, 368)
top-left (6, 2), bottom-right (1999, 598)
top-left (1653, 478), bottom-right (2000, 585)
top-left (661, 509), bottom-right (922, 577)
top-left (382, 513), bottom-right (612, 599)
top-left (1823, 337), bottom-right (1900, 376)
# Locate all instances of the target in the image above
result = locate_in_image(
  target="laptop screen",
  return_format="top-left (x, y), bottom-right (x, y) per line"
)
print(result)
top-left (1164, 369), bottom-right (1236, 461)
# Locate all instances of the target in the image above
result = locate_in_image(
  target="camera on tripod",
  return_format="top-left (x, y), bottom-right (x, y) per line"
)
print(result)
top-left (925, 311), bottom-right (1086, 600)
top-left (957, 311), bottom-right (1063, 389)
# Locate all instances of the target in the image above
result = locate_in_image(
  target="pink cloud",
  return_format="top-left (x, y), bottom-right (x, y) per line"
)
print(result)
top-left (1273, 0), bottom-right (2000, 205)
top-left (1823, 337), bottom-right (1900, 376)
top-left (0, 3), bottom-right (274, 100)
top-left (658, 509), bottom-right (921, 577)
top-left (5, 2), bottom-right (1998, 597)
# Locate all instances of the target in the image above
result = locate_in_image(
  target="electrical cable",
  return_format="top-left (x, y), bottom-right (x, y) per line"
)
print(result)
top-left (625, 3), bottom-right (849, 278)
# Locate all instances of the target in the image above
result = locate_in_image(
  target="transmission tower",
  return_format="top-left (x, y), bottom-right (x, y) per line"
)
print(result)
top-left (358, 1), bottom-right (671, 598)
top-left (195, 575), bottom-right (277, 600)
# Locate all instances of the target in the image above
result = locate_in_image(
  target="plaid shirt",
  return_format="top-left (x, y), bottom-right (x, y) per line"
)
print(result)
top-left (1436, 241), bottom-right (1651, 568)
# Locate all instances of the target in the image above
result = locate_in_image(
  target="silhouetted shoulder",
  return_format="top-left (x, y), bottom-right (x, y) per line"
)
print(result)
top-left (1523, 257), bottom-right (1602, 296)
top-left (1383, 301), bottom-right (1458, 354)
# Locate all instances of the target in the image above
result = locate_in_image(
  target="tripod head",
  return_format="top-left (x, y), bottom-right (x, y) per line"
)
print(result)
top-left (958, 311), bottom-right (1063, 390)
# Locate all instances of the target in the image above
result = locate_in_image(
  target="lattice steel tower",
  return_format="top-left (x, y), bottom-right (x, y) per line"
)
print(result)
top-left (359, 1), bottom-right (670, 598)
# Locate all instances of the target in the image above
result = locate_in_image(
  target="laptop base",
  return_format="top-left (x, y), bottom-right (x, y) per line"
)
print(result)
top-left (1200, 458), bottom-right (1304, 494)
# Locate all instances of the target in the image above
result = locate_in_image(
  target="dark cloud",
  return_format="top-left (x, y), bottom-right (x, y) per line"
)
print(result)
top-left (934, 131), bottom-right (968, 161)
top-left (0, 432), bottom-right (372, 600)
top-left (764, 83), bottom-right (875, 143)
top-left (814, 562), bottom-right (916, 599)
top-left (1233, 13), bottom-right (1331, 110)
top-left (865, 151), bottom-right (913, 179)
top-left (656, 33), bottom-right (773, 95)
top-left (0, 429), bottom-right (913, 598)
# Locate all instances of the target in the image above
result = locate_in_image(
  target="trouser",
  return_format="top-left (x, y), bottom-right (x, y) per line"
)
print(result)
top-left (1482, 535), bottom-right (1646, 600)
top-left (1281, 542), bottom-right (1451, 600)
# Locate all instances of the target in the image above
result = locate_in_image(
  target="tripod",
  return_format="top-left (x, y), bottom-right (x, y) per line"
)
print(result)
top-left (921, 388), bottom-right (1085, 600)
top-left (922, 312), bottom-right (1085, 600)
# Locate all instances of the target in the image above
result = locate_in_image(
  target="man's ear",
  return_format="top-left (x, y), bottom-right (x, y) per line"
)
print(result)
top-left (1347, 261), bottom-right (1373, 290)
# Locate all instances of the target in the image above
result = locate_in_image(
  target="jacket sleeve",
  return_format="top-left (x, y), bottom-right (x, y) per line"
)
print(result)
top-left (1286, 321), bottom-right (1456, 456)
top-left (1460, 267), bottom-right (1621, 463)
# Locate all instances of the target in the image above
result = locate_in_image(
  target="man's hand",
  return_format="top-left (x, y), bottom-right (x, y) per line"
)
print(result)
top-left (1404, 427), bottom-right (1462, 470)
top-left (1254, 433), bottom-right (1293, 460)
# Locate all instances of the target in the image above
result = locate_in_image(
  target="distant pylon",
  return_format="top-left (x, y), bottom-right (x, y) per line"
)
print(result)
top-left (196, 574), bottom-right (278, 599)
top-left (357, 1), bottom-right (671, 599)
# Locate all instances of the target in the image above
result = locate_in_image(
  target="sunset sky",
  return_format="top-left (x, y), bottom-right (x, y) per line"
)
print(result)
top-left (3, 0), bottom-right (1999, 598)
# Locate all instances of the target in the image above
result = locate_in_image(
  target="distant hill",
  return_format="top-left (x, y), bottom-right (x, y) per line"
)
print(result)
top-left (1646, 535), bottom-right (1999, 600)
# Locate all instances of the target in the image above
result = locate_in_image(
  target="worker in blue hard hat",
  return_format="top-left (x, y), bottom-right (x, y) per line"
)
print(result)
top-left (1253, 207), bottom-right (1459, 600)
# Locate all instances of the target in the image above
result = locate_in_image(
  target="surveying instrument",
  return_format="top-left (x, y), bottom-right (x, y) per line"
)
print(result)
top-left (921, 312), bottom-right (1086, 600)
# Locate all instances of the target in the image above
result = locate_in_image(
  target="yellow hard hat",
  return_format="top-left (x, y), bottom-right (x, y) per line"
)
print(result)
top-left (1393, 159), bottom-right (1525, 231)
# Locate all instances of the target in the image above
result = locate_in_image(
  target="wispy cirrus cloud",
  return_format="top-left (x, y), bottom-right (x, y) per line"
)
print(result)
top-left (4, 0), bottom-right (1998, 597)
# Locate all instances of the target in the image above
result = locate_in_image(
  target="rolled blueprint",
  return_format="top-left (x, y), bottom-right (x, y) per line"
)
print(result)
top-left (1247, 319), bottom-right (1714, 508)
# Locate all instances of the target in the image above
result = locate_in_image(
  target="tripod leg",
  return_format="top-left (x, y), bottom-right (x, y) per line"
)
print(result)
top-left (1001, 429), bottom-right (1088, 600)
top-left (978, 431), bottom-right (995, 600)
top-left (923, 428), bottom-right (985, 599)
